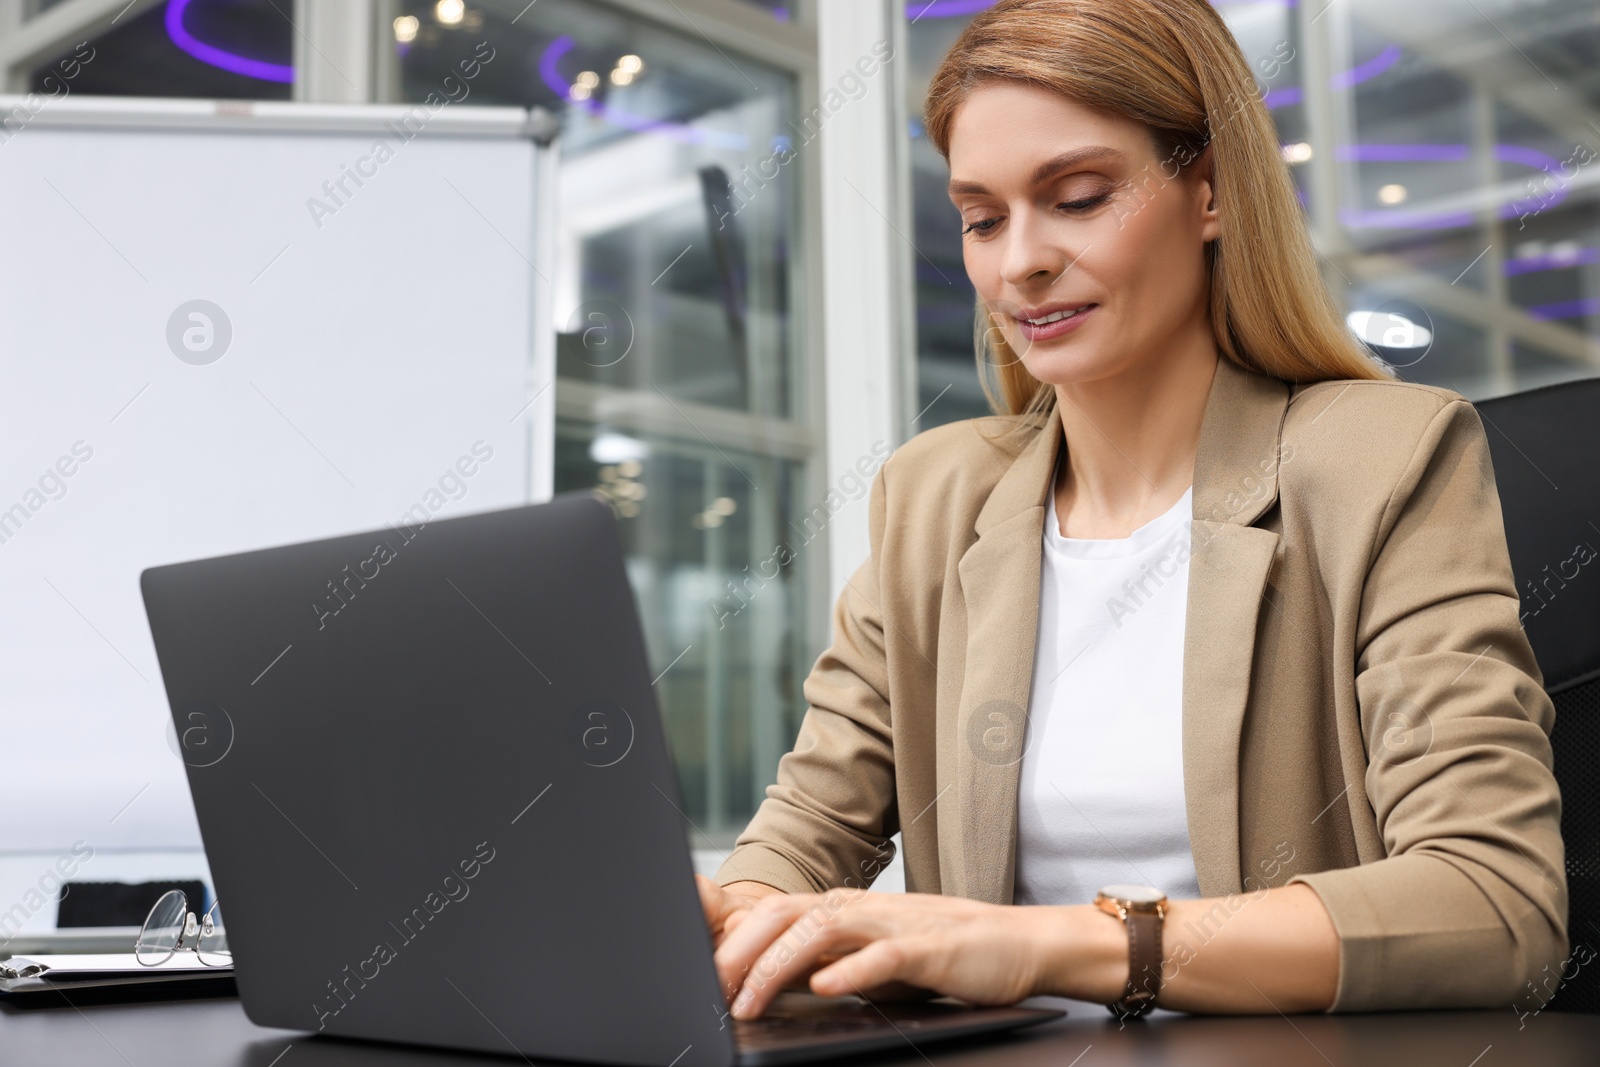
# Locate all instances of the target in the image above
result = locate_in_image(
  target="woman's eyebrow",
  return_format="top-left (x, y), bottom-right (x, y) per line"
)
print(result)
top-left (947, 145), bottom-right (1128, 198)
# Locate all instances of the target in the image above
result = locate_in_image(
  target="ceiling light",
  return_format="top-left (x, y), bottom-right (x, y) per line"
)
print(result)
top-left (590, 433), bottom-right (649, 465)
top-left (435, 0), bottom-right (465, 26)
top-left (1347, 309), bottom-right (1432, 349)
top-left (393, 15), bottom-right (419, 42)
top-left (1378, 184), bottom-right (1408, 205)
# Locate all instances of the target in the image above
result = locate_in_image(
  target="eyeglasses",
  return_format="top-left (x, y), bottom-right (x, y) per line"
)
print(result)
top-left (135, 889), bottom-right (230, 967)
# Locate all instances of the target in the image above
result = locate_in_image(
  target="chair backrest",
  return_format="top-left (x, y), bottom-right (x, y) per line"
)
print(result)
top-left (1476, 376), bottom-right (1600, 1014)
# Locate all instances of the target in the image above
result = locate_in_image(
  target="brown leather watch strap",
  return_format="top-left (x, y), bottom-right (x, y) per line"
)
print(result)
top-left (1116, 906), bottom-right (1164, 1017)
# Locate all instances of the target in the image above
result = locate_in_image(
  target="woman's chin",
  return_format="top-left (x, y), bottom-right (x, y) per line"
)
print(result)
top-left (1018, 349), bottom-right (1122, 388)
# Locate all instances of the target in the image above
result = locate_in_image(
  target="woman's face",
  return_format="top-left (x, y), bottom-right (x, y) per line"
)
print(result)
top-left (946, 81), bottom-right (1221, 387)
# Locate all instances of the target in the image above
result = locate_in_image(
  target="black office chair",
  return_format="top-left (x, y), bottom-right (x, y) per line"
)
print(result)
top-left (1477, 376), bottom-right (1600, 1014)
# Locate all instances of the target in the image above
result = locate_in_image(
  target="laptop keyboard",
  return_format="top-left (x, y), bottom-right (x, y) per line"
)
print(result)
top-left (731, 1000), bottom-right (930, 1049)
top-left (734, 1010), bottom-right (914, 1036)
top-left (719, 995), bottom-right (1062, 1062)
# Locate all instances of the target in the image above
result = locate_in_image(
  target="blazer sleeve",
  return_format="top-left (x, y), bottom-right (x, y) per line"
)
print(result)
top-left (1287, 398), bottom-right (1569, 1012)
top-left (712, 457), bottom-right (900, 893)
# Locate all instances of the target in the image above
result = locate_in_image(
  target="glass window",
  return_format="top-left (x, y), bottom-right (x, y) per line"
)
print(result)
top-left (399, 0), bottom-right (814, 834)
top-left (904, 9), bottom-right (989, 430)
top-left (903, 0), bottom-right (1600, 423)
top-left (27, 0), bottom-right (77, 15)
top-left (27, 0), bottom-right (294, 100)
top-left (555, 420), bottom-right (813, 831)
top-left (395, 0), bottom-right (799, 419)
top-left (1334, 0), bottom-right (1599, 394)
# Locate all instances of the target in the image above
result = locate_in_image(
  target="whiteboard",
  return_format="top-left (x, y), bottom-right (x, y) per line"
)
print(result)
top-left (0, 97), bottom-right (556, 854)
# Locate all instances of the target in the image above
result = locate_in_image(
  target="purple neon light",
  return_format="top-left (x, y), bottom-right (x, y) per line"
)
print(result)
top-left (1505, 247), bottom-right (1600, 276)
top-left (1497, 144), bottom-right (1566, 171)
top-left (906, 0), bottom-right (997, 16)
top-left (907, 0), bottom-right (1308, 15)
top-left (903, 2), bottom-right (1393, 107)
top-left (166, 0), bottom-right (294, 83)
top-left (1337, 208), bottom-right (1473, 231)
top-left (1339, 144), bottom-right (1467, 162)
top-left (1331, 44), bottom-right (1403, 91)
top-left (908, 0), bottom-right (1302, 19)
top-left (538, 35), bottom-right (576, 98)
top-left (539, 36), bottom-right (748, 149)
top-left (1263, 44), bottom-right (1402, 108)
top-left (1526, 297), bottom-right (1600, 321)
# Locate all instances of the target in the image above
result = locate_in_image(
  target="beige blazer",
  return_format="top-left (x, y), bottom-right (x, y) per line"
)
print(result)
top-left (715, 356), bottom-right (1568, 1013)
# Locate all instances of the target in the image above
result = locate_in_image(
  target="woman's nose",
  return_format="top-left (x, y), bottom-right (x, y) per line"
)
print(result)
top-left (998, 210), bottom-right (1078, 289)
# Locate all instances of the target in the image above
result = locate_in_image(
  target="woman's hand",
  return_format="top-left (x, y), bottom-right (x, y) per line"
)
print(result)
top-left (696, 875), bottom-right (785, 949)
top-left (714, 889), bottom-right (1055, 1019)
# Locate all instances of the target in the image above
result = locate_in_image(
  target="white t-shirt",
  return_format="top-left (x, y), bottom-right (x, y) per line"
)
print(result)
top-left (1012, 470), bottom-right (1204, 906)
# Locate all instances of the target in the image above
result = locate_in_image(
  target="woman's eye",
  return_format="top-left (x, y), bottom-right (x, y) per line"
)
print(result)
top-left (960, 192), bottom-right (1110, 235)
top-left (1060, 192), bottom-right (1112, 212)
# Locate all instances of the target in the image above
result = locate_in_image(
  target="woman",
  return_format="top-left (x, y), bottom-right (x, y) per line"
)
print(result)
top-left (699, 0), bottom-right (1567, 1020)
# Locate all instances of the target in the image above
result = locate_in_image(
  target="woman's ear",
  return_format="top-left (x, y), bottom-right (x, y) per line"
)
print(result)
top-left (1192, 143), bottom-right (1221, 243)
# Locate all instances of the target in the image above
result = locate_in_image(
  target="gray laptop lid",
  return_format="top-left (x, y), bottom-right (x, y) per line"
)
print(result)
top-left (142, 492), bottom-right (737, 1066)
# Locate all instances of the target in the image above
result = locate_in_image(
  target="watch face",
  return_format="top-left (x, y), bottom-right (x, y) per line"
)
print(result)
top-left (1101, 883), bottom-right (1165, 904)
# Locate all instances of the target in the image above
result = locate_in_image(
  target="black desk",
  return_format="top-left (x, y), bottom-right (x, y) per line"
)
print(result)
top-left (2, 993), bottom-right (1596, 1066)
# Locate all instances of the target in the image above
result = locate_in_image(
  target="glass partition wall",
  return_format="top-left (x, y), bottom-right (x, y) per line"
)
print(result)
top-left (396, 0), bottom-right (818, 839)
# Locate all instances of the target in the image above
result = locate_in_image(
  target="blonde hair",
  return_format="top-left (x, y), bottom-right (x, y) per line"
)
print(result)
top-left (923, 0), bottom-right (1386, 426)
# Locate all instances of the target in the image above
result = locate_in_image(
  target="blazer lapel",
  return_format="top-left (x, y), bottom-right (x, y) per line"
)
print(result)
top-left (953, 416), bottom-right (1060, 904)
top-left (951, 359), bottom-right (1289, 904)
top-left (1182, 360), bottom-right (1290, 896)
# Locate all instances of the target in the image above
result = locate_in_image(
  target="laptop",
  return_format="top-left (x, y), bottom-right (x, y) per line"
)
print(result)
top-left (140, 491), bottom-right (1062, 1066)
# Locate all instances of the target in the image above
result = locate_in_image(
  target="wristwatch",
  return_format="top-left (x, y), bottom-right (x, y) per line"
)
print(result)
top-left (1094, 883), bottom-right (1168, 1019)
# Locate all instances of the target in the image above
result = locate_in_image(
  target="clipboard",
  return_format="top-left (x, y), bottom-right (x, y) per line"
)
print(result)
top-left (0, 954), bottom-right (237, 1008)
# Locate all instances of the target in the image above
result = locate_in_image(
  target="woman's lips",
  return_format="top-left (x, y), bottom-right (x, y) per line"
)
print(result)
top-left (1017, 304), bottom-right (1098, 342)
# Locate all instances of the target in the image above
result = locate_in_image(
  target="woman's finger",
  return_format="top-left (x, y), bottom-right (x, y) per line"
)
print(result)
top-left (697, 874), bottom-right (749, 950)
top-left (721, 891), bottom-right (875, 1017)
top-left (731, 909), bottom-right (866, 1020)
top-left (714, 893), bottom-right (807, 998)
top-left (721, 906), bottom-right (751, 937)
top-left (695, 875), bottom-right (724, 928)
top-left (715, 892), bottom-right (847, 1000)
top-left (810, 937), bottom-right (932, 999)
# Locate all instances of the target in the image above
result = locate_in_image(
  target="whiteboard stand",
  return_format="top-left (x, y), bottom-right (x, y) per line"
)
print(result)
top-left (526, 105), bottom-right (561, 505)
